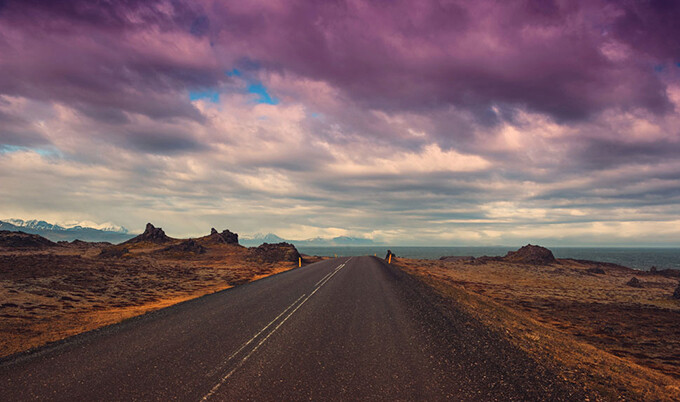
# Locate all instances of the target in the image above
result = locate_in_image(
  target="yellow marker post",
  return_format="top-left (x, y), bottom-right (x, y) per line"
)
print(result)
top-left (388, 254), bottom-right (392, 264)
top-left (298, 257), bottom-right (302, 267)
top-left (334, 253), bottom-right (337, 258)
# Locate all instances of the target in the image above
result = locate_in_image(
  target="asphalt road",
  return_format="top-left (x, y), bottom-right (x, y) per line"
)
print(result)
top-left (0, 256), bottom-right (581, 401)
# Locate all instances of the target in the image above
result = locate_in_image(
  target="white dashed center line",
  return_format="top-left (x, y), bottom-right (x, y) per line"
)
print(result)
top-left (201, 258), bottom-right (351, 401)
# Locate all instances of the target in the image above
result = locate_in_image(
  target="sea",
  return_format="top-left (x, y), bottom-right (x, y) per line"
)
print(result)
top-left (296, 246), bottom-right (680, 271)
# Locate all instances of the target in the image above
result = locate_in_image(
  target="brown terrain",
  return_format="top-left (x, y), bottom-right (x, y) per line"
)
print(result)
top-left (0, 224), bottom-right (318, 359)
top-left (3, 230), bottom-right (680, 400)
top-left (396, 245), bottom-right (680, 400)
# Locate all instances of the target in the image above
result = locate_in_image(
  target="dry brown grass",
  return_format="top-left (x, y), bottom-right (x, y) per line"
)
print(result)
top-left (398, 257), bottom-right (680, 401)
top-left (0, 242), bottom-right (323, 358)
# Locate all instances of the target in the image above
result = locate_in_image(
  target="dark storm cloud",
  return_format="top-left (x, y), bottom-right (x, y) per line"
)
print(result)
top-left (0, 0), bottom-right (219, 125)
top-left (609, 0), bottom-right (680, 61)
top-left (204, 0), bottom-right (674, 122)
top-left (2, 0), bottom-right (676, 127)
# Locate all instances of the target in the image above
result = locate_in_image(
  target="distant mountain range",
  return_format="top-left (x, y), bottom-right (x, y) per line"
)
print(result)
top-left (0, 220), bottom-right (378, 247)
top-left (0, 219), bottom-right (134, 243)
top-left (240, 233), bottom-right (379, 247)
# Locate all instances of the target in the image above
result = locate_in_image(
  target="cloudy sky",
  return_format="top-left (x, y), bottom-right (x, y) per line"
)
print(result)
top-left (1, 0), bottom-right (679, 246)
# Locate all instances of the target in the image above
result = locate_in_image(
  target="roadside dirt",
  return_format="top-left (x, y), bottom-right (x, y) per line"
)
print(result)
top-left (397, 256), bottom-right (680, 401)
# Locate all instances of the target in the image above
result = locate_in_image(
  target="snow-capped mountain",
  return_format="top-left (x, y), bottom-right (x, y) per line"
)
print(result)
top-left (240, 233), bottom-right (378, 247)
top-left (241, 233), bottom-right (286, 245)
top-left (6, 219), bottom-right (66, 231)
top-left (7, 219), bottom-right (128, 234)
top-left (1, 219), bottom-right (133, 243)
top-left (61, 220), bottom-right (128, 233)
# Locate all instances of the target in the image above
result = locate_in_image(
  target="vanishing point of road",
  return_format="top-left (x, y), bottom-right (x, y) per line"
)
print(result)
top-left (0, 256), bottom-right (582, 401)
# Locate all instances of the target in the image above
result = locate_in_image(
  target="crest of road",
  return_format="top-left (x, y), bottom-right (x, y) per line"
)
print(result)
top-left (0, 256), bottom-right (581, 400)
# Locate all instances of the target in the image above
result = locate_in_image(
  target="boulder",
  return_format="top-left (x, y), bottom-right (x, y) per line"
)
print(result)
top-left (503, 244), bottom-right (556, 265)
top-left (251, 242), bottom-right (300, 263)
top-left (585, 267), bottom-right (606, 275)
top-left (385, 250), bottom-right (394, 260)
top-left (626, 277), bottom-right (643, 288)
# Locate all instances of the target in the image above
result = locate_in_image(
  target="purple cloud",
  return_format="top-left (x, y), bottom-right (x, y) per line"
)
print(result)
top-left (1, 0), bottom-right (679, 245)
top-left (0, 0), bottom-right (223, 127)
top-left (204, 0), bottom-right (674, 121)
top-left (1, 0), bottom-right (676, 127)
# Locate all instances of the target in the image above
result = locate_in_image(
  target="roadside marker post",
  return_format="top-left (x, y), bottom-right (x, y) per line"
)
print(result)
top-left (298, 257), bottom-right (302, 267)
top-left (388, 254), bottom-right (392, 264)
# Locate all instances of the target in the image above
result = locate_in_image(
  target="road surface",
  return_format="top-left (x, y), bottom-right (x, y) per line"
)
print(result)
top-left (0, 256), bottom-right (581, 400)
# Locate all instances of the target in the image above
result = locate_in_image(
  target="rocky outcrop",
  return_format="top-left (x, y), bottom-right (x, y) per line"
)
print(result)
top-left (70, 239), bottom-right (89, 247)
top-left (206, 228), bottom-right (239, 245)
top-left (98, 246), bottom-right (130, 258)
top-left (626, 277), bottom-right (643, 288)
top-left (503, 244), bottom-right (556, 265)
top-left (385, 250), bottom-right (394, 260)
top-left (0, 230), bottom-right (57, 249)
top-left (651, 268), bottom-right (680, 278)
top-left (59, 239), bottom-right (112, 248)
top-left (470, 256), bottom-right (503, 265)
top-left (162, 239), bottom-right (206, 254)
top-left (439, 255), bottom-right (475, 262)
top-left (251, 242), bottom-right (300, 263)
top-left (123, 223), bottom-right (172, 244)
top-left (220, 229), bottom-right (238, 244)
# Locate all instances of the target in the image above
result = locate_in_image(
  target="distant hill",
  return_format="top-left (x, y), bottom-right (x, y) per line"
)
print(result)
top-left (240, 233), bottom-right (378, 247)
top-left (0, 219), bottom-right (134, 243)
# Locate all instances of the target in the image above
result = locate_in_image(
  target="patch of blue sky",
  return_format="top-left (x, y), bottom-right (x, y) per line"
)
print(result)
top-left (225, 68), bottom-right (279, 105)
top-left (247, 83), bottom-right (278, 105)
top-left (1, 145), bottom-right (61, 157)
top-left (189, 90), bottom-right (220, 103)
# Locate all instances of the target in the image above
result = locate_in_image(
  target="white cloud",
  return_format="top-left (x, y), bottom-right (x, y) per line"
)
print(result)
top-left (2, 75), bottom-right (679, 246)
